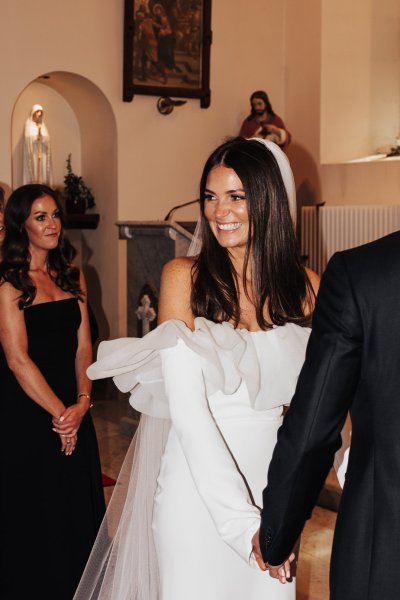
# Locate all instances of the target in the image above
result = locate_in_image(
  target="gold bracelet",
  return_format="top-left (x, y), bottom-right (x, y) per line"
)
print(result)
top-left (77, 393), bottom-right (94, 408)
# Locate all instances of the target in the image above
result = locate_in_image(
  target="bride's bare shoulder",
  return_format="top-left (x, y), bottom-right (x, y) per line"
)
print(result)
top-left (158, 256), bottom-right (197, 326)
top-left (162, 256), bottom-right (196, 278)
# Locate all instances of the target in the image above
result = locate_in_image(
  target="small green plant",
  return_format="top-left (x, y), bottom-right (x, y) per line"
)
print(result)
top-left (387, 145), bottom-right (400, 157)
top-left (63, 154), bottom-right (95, 210)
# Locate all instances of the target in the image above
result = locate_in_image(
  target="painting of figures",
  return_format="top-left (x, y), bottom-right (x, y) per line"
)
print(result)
top-left (124, 0), bottom-right (211, 107)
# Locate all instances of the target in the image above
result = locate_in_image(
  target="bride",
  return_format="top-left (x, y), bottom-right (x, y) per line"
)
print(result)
top-left (74, 137), bottom-right (319, 599)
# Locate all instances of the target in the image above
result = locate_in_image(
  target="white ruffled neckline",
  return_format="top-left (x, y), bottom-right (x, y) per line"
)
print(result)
top-left (87, 318), bottom-right (310, 418)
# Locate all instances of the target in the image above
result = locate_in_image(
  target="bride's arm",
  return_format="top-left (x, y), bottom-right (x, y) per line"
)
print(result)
top-left (158, 256), bottom-right (196, 329)
top-left (161, 340), bottom-right (261, 563)
top-left (158, 256), bottom-right (260, 562)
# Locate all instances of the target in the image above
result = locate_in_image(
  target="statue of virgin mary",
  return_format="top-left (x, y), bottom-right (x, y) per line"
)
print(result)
top-left (23, 104), bottom-right (53, 185)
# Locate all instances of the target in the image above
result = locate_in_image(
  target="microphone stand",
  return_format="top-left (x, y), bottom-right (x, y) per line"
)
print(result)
top-left (164, 199), bottom-right (199, 221)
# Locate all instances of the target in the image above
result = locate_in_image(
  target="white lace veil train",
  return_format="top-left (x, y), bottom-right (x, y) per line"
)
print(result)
top-left (73, 139), bottom-right (297, 600)
top-left (73, 415), bottom-right (170, 600)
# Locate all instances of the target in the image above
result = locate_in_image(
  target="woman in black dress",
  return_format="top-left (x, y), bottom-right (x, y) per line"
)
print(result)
top-left (0, 184), bottom-right (105, 599)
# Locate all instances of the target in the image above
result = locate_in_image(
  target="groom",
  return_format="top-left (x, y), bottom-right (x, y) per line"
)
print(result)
top-left (253, 231), bottom-right (400, 599)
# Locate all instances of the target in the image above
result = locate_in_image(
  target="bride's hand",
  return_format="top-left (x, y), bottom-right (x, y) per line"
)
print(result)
top-left (252, 529), bottom-right (295, 582)
top-left (251, 529), bottom-right (268, 571)
top-left (266, 553), bottom-right (295, 583)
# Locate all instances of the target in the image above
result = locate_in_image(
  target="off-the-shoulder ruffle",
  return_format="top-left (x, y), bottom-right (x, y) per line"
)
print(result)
top-left (87, 318), bottom-right (310, 418)
top-left (88, 318), bottom-right (257, 418)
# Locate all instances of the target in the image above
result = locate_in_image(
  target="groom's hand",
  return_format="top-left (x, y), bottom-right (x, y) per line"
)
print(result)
top-left (251, 529), bottom-right (295, 583)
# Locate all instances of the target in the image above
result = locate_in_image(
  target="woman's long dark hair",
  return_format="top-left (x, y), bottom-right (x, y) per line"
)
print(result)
top-left (191, 137), bottom-right (314, 329)
top-left (0, 184), bottom-right (82, 309)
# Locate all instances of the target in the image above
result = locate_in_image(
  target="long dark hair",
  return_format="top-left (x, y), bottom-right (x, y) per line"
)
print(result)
top-left (248, 90), bottom-right (275, 119)
top-left (191, 138), bottom-right (313, 329)
top-left (0, 184), bottom-right (82, 309)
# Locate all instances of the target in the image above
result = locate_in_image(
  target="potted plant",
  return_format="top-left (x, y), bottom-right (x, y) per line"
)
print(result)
top-left (63, 154), bottom-right (95, 214)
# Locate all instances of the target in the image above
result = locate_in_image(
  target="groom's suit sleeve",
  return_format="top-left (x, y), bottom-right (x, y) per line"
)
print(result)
top-left (260, 251), bottom-right (363, 565)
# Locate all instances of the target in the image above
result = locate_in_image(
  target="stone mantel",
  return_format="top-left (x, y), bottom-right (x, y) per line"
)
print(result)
top-left (117, 219), bottom-right (193, 247)
top-left (117, 220), bottom-right (196, 338)
top-left (116, 220), bottom-right (195, 436)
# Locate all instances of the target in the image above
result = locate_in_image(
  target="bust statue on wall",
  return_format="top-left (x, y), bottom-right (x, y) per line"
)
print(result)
top-left (23, 104), bottom-right (53, 185)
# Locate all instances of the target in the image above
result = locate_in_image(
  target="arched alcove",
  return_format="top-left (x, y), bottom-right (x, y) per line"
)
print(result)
top-left (12, 81), bottom-right (81, 188)
top-left (11, 71), bottom-right (119, 340)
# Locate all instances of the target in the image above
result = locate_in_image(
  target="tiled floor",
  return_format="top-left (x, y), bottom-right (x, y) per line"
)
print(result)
top-left (92, 386), bottom-right (337, 599)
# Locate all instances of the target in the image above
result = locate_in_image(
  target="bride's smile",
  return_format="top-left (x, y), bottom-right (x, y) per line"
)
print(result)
top-left (204, 164), bottom-right (249, 251)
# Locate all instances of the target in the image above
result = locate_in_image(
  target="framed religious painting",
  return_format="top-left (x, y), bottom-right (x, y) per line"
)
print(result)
top-left (123, 0), bottom-right (212, 107)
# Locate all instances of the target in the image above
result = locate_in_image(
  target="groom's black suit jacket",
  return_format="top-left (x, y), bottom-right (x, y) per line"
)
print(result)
top-left (260, 231), bottom-right (400, 600)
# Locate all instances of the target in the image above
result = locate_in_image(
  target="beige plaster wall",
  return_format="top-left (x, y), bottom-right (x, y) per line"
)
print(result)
top-left (285, 0), bottom-right (323, 216)
top-left (321, 0), bottom-right (373, 163)
top-left (319, 0), bottom-right (400, 206)
top-left (0, 0), bottom-right (288, 336)
top-left (116, 0), bottom-right (287, 223)
top-left (321, 0), bottom-right (400, 164)
top-left (284, 0), bottom-right (400, 207)
top-left (1, 0), bottom-right (399, 334)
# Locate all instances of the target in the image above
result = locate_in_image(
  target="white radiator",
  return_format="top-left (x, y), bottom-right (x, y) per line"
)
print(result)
top-left (301, 205), bottom-right (400, 274)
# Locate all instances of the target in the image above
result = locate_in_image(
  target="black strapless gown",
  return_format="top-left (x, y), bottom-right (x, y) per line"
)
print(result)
top-left (0, 298), bottom-right (105, 600)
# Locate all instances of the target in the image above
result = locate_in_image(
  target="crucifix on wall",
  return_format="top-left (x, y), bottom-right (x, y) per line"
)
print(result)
top-left (135, 284), bottom-right (158, 337)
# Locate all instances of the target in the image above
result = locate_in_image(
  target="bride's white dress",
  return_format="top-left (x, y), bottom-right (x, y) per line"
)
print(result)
top-left (74, 318), bottom-right (311, 600)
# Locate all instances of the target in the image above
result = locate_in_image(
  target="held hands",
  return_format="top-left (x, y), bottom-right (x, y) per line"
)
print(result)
top-left (251, 529), bottom-right (295, 584)
top-left (58, 432), bottom-right (78, 456)
top-left (52, 401), bottom-right (88, 455)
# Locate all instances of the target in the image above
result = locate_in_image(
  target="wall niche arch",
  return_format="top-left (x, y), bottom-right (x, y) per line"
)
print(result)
top-left (11, 71), bottom-right (119, 340)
